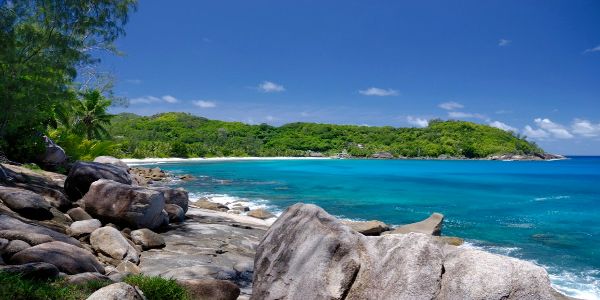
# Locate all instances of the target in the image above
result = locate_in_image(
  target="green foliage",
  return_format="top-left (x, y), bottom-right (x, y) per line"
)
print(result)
top-left (0, 271), bottom-right (111, 300)
top-left (21, 163), bottom-right (42, 172)
top-left (107, 112), bottom-right (544, 159)
top-left (48, 128), bottom-right (116, 161)
top-left (0, 0), bottom-right (136, 162)
top-left (124, 274), bottom-right (190, 300)
top-left (70, 90), bottom-right (113, 140)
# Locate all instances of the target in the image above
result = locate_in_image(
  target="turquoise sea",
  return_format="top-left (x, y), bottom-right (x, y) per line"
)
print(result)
top-left (138, 157), bottom-right (600, 299)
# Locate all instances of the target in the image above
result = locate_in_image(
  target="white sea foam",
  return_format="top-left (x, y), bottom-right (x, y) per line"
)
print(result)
top-left (534, 195), bottom-right (571, 201)
top-left (460, 241), bottom-right (521, 256)
top-left (189, 192), bottom-right (282, 220)
top-left (549, 269), bottom-right (600, 300)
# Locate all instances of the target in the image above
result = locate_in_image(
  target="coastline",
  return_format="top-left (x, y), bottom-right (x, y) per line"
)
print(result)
top-left (121, 154), bottom-right (566, 165)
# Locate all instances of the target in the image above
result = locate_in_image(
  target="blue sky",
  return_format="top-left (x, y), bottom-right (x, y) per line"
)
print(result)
top-left (103, 0), bottom-right (600, 155)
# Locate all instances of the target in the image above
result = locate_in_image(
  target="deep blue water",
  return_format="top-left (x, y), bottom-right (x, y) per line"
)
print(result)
top-left (141, 157), bottom-right (600, 299)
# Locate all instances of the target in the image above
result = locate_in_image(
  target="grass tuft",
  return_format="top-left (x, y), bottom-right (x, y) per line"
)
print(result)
top-left (124, 274), bottom-right (190, 300)
top-left (0, 271), bottom-right (111, 300)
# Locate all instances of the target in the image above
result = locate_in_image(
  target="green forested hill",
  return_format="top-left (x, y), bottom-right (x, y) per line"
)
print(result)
top-left (107, 112), bottom-right (543, 158)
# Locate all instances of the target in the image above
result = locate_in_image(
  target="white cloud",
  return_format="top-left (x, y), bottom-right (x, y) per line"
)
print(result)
top-left (130, 95), bottom-right (180, 105)
top-left (523, 125), bottom-right (550, 139)
top-left (489, 121), bottom-right (517, 132)
top-left (358, 87), bottom-right (399, 96)
top-left (571, 119), bottom-right (600, 137)
top-left (161, 95), bottom-right (178, 103)
top-left (495, 109), bottom-right (512, 115)
top-left (265, 115), bottom-right (276, 121)
top-left (438, 101), bottom-right (464, 110)
top-left (583, 45), bottom-right (600, 54)
top-left (129, 96), bottom-right (162, 104)
top-left (534, 118), bottom-right (573, 139)
top-left (498, 39), bottom-right (511, 47)
top-left (406, 116), bottom-right (429, 128)
top-left (125, 79), bottom-right (142, 84)
top-left (448, 111), bottom-right (488, 121)
top-left (192, 100), bottom-right (216, 108)
top-left (258, 81), bottom-right (285, 93)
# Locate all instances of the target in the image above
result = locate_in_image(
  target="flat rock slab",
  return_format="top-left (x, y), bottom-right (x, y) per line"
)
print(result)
top-left (384, 212), bottom-right (444, 236)
top-left (0, 229), bottom-right (54, 245)
top-left (138, 207), bottom-right (267, 298)
top-left (0, 214), bottom-right (80, 246)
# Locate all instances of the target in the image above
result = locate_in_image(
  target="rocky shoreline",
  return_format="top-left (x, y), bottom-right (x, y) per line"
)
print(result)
top-left (0, 156), bottom-right (576, 299)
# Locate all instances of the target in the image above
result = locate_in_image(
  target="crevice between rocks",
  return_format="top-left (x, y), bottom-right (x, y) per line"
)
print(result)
top-left (340, 263), bottom-right (360, 300)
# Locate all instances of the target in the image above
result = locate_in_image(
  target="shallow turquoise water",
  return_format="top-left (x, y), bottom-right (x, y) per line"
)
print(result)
top-left (144, 157), bottom-right (600, 299)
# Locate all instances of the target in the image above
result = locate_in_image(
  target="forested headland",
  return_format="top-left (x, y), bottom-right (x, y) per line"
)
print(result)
top-left (106, 112), bottom-right (543, 159)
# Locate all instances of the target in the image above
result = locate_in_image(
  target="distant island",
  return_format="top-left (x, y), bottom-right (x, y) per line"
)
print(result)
top-left (107, 112), bottom-right (555, 160)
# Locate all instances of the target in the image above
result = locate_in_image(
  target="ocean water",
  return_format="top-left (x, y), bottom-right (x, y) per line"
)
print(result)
top-left (141, 157), bottom-right (600, 299)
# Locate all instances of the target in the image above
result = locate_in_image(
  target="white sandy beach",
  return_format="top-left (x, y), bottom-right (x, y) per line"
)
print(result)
top-left (121, 156), bottom-right (331, 165)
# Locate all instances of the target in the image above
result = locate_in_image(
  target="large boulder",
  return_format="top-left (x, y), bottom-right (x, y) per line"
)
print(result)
top-left (64, 161), bottom-right (132, 201)
top-left (383, 212), bottom-right (444, 236)
top-left (0, 214), bottom-right (80, 246)
top-left (0, 163), bottom-right (70, 210)
top-left (247, 208), bottom-right (275, 220)
top-left (178, 279), bottom-right (240, 300)
top-left (0, 186), bottom-right (53, 220)
top-left (251, 203), bottom-right (559, 300)
top-left (86, 282), bottom-right (145, 300)
top-left (194, 200), bottom-right (229, 211)
top-left (81, 179), bottom-right (167, 230)
top-left (0, 262), bottom-right (60, 280)
top-left (252, 203), bottom-right (363, 300)
top-left (93, 156), bottom-right (129, 170)
top-left (130, 228), bottom-right (165, 250)
top-left (90, 226), bottom-right (140, 266)
top-left (438, 248), bottom-right (555, 299)
top-left (151, 187), bottom-right (189, 213)
top-left (10, 241), bottom-right (105, 274)
top-left (342, 220), bottom-right (389, 235)
top-left (37, 136), bottom-right (67, 169)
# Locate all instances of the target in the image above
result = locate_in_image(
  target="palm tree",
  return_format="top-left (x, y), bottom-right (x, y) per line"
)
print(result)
top-left (72, 90), bottom-right (113, 140)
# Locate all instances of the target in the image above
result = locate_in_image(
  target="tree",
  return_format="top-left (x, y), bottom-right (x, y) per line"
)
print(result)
top-left (72, 90), bottom-right (113, 140)
top-left (0, 0), bottom-right (137, 161)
